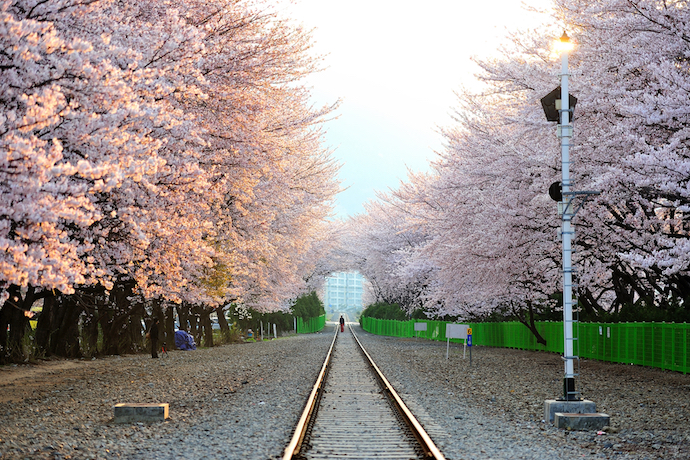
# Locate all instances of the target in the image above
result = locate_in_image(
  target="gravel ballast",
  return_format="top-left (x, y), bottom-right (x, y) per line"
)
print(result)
top-left (1, 323), bottom-right (689, 459)
top-left (356, 326), bottom-right (690, 459)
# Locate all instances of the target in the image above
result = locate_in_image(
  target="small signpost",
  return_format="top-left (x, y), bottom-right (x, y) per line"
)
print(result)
top-left (445, 323), bottom-right (469, 359)
top-left (467, 327), bottom-right (473, 365)
top-left (414, 322), bottom-right (427, 339)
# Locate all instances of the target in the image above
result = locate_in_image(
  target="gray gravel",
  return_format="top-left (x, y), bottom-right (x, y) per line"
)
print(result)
top-left (0, 328), bottom-right (334, 460)
top-left (1, 322), bottom-right (689, 459)
top-left (356, 326), bottom-right (690, 459)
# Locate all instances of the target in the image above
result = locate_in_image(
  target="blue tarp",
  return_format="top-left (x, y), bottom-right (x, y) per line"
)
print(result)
top-left (174, 330), bottom-right (197, 350)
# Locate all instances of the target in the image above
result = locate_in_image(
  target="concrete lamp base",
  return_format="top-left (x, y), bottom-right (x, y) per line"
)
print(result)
top-left (544, 399), bottom-right (596, 424)
top-left (555, 412), bottom-right (610, 431)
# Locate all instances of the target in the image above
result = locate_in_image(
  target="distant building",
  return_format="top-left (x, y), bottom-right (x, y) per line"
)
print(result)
top-left (323, 272), bottom-right (365, 313)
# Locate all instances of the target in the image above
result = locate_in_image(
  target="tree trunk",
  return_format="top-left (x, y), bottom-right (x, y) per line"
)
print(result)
top-left (150, 299), bottom-right (164, 350)
top-left (98, 296), bottom-right (118, 356)
top-left (0, 295), bottom-right (13, 364)
top-left (216, 305), bottom-right (231, 343)
top-left (189, 306), bottom-right (199, 343)
top-left (51, 294), bottom-right (83, 358)
top-left (5, 285), bottom-right (38, 362)
top-left (513, 301), bottom-right (547, 347)
top-left (121, 299), bottom-right (143, 354)
top-left (7, 303), bottom-right (30, 362)
top-left (129, 301), bottom-right (146, 353)
top-left (177, 304), bottom-right (190, 333)
top-left (81, 293), bottom-right (101, 358)
top-left (164, 304), bottom-right (176, 350)
top-left (100, 280), bottom-right (136, 355)
top-left (197, 307), bottom-right (213, 348)
top-left (35, 291), bottom-right (56, 357)
top-left (577, 287), bottom-right (603, 319)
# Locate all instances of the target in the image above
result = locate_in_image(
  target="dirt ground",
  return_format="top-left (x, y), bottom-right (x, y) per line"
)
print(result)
top-left (0, 360), bottom-right (89, 403)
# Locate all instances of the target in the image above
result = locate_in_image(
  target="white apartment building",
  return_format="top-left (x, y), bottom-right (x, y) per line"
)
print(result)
top-left (323, 271), bottom-right (365, 313)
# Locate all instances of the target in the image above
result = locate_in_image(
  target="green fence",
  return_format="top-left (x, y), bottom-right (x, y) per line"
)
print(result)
top-left (296, 314), bottom-right (326, 334)
top-left (361, 317), bottom-right (468, 343)
top-left (360, 317), bottom-right (690, 374)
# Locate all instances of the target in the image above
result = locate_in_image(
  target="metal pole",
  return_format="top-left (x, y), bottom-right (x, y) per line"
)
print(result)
top-left (560, 46), bottom-right (576, 400)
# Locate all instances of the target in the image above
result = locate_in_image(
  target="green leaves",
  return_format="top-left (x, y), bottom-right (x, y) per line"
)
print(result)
top-left (290, 291), bottom-right (324, 320)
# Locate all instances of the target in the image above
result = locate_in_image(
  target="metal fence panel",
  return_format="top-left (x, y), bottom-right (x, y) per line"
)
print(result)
top-left (296, 315), bottom-right (326, 334)
top-left (360, 317), bottom-right (690, 374)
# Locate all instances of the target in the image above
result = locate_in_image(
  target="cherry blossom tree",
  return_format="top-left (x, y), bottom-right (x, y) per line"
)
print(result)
top-left (347, 0), bottom-right (690, 333)
top-left (0, 0), bottom-right (340, 360)
top-left (0, 0), bottom-right (176, 358)
top-left (552, 0), bottom-right (690, 315)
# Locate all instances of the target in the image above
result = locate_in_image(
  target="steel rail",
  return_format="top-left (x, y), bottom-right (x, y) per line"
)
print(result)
top-left (282, 325), bottom-right (338, 460)
top-left (283, 323), bottom-right (446, 460)
top-left (349, 324), bottom-right (446, 460)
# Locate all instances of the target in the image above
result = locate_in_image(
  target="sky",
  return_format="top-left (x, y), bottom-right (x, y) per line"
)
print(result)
top-left (279, 0), bottom-right (554, 218)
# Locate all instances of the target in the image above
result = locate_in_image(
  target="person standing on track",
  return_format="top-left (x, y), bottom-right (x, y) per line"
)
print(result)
top-left (339, 315), bottom-right (345, 332)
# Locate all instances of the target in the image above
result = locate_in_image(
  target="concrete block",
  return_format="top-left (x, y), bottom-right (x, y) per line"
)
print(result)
top-left (555, 412), bottom-right (610, 431)
top-left (113, 403), bottom-right (169, 423)
top-left (544, 399), bottom-right (596, 423)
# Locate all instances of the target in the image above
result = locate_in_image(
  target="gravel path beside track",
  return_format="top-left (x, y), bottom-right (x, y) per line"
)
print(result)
top-left (356, 325), bottom-right (690, 459)
top-left (0, 328), bottom-right (334, 460)
top-left (1, 322), bottom-right (689, 459)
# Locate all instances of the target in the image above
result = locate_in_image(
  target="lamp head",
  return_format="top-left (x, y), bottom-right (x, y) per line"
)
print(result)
top-left (554, 31), bottom-right (575, 53)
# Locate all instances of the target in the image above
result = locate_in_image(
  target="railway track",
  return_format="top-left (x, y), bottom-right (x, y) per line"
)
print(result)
top-left (283, 322), bottom-right (445, 460)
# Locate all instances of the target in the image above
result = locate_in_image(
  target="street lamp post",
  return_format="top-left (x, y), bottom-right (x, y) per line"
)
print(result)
top-left (541, 34), bottom-right (608, 429)
top-left (542, 32), bottom-right (579, 401)
top-left (558, 32), bottom-right (577, 401)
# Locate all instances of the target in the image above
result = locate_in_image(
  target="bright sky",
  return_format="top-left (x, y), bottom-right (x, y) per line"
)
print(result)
top-left (279, 0), bottom-right (554, 218)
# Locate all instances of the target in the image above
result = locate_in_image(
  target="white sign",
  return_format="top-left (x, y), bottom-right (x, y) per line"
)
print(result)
top-left (445, 324), bottom-right (470, 359)
top-left (414, 322), bottom-right (428, 332)
top-left (446, 323), bottom-right (469, 339)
